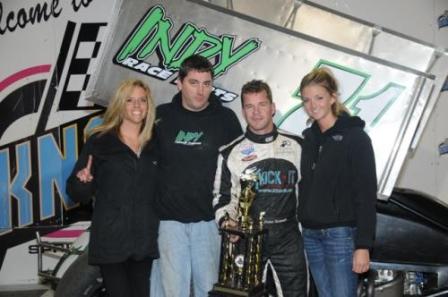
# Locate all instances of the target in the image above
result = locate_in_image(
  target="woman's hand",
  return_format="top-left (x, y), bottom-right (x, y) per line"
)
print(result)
top-left (353, 248), bottom-right (370, 273)
top-left (76, 155), bottom-right (93, 183)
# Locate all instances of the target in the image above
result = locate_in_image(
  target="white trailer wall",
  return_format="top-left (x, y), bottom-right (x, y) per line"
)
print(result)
top-left (310, 0), bottom-right (448, 204)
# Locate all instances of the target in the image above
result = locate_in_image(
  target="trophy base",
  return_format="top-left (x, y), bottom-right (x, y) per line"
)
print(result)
top-left (209, 284), bottom-right (266, 297)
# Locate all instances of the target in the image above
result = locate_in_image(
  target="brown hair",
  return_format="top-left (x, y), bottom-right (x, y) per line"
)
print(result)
top-left (178, 54), bottom-right (214, 81)
top-left (300, 67), bottom-right (349, 116)
top-left (241, 80), bottom-right (273, 106)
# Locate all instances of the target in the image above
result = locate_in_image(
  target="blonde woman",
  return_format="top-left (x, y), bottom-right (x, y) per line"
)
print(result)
top-left (298, 68), bottom-right (377, 297)
top-left (66, 79), bottom-right (158, 297)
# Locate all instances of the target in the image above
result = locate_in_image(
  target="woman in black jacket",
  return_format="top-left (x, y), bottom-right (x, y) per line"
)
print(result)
top-left (66, 79), bottom-right (158, 297)
top-left (298, 68), bottom-right (377, 297)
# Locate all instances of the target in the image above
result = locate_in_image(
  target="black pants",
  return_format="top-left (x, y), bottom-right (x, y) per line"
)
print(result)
top-left (264, 222), bottom-right (307, 297)
top-left (99, 257), bottom-right (153, 297)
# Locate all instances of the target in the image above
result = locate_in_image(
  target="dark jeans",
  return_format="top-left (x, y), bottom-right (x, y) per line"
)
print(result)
top-left (303, 227), bottom-right (357, 297)
top-left (99, 257), bottom-right (153, 297)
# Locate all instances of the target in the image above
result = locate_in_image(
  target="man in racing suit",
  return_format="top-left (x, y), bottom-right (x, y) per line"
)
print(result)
top-left (213, 80), bottom-right (307, 297)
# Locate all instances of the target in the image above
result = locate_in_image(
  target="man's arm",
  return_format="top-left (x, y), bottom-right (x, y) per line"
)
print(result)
top-left (213, 153), bottom-right (239, 227)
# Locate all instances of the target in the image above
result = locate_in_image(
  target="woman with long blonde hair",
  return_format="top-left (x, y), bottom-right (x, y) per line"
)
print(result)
top-left (90, 79), bottom-right (155, 146)
top-left (67, 79), bottom-right (159, 297)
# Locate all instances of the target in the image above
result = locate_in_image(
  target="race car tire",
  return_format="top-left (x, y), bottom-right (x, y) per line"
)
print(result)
top-left (54, 250), bottom-right (106, 297)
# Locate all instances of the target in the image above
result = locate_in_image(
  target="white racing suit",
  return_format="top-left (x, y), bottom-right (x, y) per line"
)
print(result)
top-left (213, 127), bottom-right (307, 297)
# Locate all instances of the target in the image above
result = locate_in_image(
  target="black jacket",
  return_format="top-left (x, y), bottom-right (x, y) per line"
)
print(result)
top-left (155, 92), bottom-right (242, 222)
top-left (66, 132), bottom-right (159, 264)
top-left (299, 114), bottom-right (377, 249)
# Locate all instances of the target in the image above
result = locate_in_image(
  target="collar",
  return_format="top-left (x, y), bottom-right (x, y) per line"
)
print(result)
top-left (92, 131), bottom-right (152, 154)
top-left (245, 126), bottom-right (278, 143)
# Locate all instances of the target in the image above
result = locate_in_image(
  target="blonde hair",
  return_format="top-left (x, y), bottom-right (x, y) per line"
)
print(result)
top-left (300, 67), bottom-right (349, 116)
top-left (90, 79), bottom-right (156, 145)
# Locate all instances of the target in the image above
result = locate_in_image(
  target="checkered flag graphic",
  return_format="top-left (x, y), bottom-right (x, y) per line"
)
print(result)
top-left (59, 23), bottom-right (107, 110)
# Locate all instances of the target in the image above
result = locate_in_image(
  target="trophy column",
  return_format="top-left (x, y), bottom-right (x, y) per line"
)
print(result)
top-left (209, 172), bottom-right (267, 297)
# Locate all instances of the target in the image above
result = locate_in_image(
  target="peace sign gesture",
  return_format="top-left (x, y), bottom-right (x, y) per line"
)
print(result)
top-left (76, 155), bottom-right (94, 183)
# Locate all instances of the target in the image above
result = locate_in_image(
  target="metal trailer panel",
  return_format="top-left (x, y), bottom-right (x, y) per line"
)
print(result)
top-left (84, 0), bottom-right (448, 199)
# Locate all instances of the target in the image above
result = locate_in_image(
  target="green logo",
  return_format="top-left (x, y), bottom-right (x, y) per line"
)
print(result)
top-left (115, 5), bottom-right (260, 78)
top-left (175, 130), bottom-right (203, 145)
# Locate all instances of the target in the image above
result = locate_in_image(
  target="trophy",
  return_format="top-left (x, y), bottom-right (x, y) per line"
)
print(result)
top-left (210, 169), bottom-right (266, 297)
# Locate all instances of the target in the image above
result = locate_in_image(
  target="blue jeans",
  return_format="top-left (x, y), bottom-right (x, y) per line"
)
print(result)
top-left (150, 220), bottom-right (220, 297)
top-left (303, 227), bottom-right (357, 297)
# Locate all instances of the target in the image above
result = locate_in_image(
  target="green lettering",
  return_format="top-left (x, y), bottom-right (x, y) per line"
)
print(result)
top-left (116, 6), bottom-right (165, 62)
top-left (115, 5), bottom-right (261, 78)
top-left (213, 36), bottom-right (260, 77)
top-left (139, 23), bottom-right (194, 65)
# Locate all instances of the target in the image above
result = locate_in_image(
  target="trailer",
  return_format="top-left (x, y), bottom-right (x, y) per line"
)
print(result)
top-left (1, 0), bottom-right (448, 295)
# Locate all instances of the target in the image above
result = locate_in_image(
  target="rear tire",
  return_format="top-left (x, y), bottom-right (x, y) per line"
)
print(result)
top-left (54, 251), bottom-right (107, 297)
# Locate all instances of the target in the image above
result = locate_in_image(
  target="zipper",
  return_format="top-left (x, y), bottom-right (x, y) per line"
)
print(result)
top-left (311, 145), bottom-right (323, 170)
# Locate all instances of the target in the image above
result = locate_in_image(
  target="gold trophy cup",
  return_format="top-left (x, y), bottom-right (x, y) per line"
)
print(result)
top-left (210, 169), bottom-right (266, 297)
